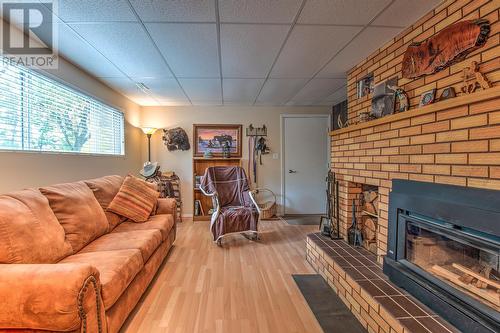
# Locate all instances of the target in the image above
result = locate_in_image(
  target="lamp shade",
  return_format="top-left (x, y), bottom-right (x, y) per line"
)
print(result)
top-left (141, 127), bottom-right (157, 135)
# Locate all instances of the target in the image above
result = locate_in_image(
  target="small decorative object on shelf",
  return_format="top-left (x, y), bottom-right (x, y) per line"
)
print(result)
top-left (359, 111), bottom-right (374, 123)
top-left (439, 87), bottom-right (456, 101)
top-left (419, 88), bottom-right (436, 107)
top-left (402, 19), bottom-right (490, 79)
top-left (162, 127), bottom-right (190, 151)
top-left (461, 61), bottom-right (492, 94)
top-left (371, 77), bottom-right (398, 118)
top-left (357, 73), bottom-right (374, 98)
top-left (395, 88), bottom-right (409, 112)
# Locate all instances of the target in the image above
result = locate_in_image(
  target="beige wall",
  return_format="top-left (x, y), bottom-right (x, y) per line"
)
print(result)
top-left (141, 106), bottom-right (331, 216)
top-left (0, 19), bottom-right (143, 193)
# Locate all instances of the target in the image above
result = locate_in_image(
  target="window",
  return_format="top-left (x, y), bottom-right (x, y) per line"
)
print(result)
top-left (0, 59), bottom-right (125, 155)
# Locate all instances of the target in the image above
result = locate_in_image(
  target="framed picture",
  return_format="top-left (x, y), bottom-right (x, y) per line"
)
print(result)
top-left (357, 73), bottom-right (374, 98)
top-left (371, 77), bottom-right (398, 118)
top-left (193, 124), bottom-right (242, 157)
top-left (332, 100), bottom-right (348, 130)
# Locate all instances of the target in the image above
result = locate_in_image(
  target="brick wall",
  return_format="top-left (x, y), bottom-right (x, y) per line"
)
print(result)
top-left (331, 0), bottom-right (500, 261)
top-left (347, 0), bottom-right (499, 122)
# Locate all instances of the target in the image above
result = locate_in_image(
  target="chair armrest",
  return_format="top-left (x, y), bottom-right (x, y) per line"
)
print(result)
top-left (0, 263), bottom-right (105, 333)
top-left (156, 198), bottom-right (177, 220)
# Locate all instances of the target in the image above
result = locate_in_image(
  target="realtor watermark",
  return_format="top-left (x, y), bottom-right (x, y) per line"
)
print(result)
top-left (1, 0), bottom-right (58, 69)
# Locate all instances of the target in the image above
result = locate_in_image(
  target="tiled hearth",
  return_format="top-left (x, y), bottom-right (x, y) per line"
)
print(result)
top-left (306, 233), bottom-right (459, 333)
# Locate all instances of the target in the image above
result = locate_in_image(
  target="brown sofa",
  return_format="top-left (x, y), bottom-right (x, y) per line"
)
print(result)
top-left (0, 175), bottom-right (176, 333)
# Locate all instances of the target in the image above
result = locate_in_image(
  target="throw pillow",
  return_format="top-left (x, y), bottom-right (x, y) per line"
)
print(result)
top-left (108, 175), bottom-right (159, 222)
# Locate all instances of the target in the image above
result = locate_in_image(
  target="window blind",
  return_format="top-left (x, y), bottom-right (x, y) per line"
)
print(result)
top-left (0, 59), bottom-right (125, 155)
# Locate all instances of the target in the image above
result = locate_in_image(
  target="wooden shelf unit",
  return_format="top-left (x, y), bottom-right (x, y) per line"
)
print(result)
top-left (192, 157), bottom-right (241, 221)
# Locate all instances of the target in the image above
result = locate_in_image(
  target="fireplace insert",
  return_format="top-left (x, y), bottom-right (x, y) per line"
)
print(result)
top-left (384, 180), bottom-right (500, 333)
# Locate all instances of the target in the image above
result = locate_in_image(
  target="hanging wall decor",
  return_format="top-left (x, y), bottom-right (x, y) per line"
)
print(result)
top-left (162, 127), bottom-right (190, 151)
top-left (193, 124), bottom-right (242, 157)
top-left (402, 19), bottom-right (490, 79)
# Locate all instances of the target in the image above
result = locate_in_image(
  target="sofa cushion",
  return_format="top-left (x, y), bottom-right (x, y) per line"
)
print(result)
top-left (79, 229), bottom-right (162, 262)
top-left (60, 249), bottom-right (143, 310)
top-left (40, 181), bottom-right (109, 252)
top-left (113, 214), bottom-right (175, 241)
top-left (0, 189), bottom-right (73, 263)
top-left (107, 175), bottom-right (159, 223)
top-left (84, 175), bottom-right (125, 231)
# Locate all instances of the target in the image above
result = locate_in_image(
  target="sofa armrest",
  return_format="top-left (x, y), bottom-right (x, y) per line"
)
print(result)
top-left (156, 198), bottom-right (177, 221)
top-left (0, 263), bottom-right (106, 333)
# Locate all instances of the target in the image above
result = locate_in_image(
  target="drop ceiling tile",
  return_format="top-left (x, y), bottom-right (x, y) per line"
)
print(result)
top-left (58, 0), bottom-right (136, 22)
top-left (255, 78), bottom-right (308, 105)
top-left (372, 0), bottom-right (440, 27)
top-left (271, 25), bottom-right (362, 78)
top-left (129, 0), bottom-right (215, 22)
top-left (219, 0), bottom-right (302, 23)
top-left (69, 22), bottom-right (172, 78)
top-left (223, 79), bottom-right (264, 104)
top-left (146, 23), bottom-right (219, 78)
top-left (322, 85), bottom-right (347, 105)
top-left (298, 0), bottom-right (391, 25)
top-left (138, 78), bottom-right (189, 103)
top-left (179, 79), bottom-right (222, 104)
top-left (100, 77), bottom-right (157, 104)
top-left (221, 24), bottom-right (289, 78)
top-left (53, 24), bottom-right (124, 78)
top-left (318, 26), bottom-right (402, 78)
top-left (288, 78), bottom-right (345, 104)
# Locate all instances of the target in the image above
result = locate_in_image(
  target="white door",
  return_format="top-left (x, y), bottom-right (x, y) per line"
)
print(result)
top-left (283, 115), bottom-right (329, 215)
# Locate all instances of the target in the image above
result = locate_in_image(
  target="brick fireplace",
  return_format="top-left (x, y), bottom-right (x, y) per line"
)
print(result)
top-left (332, 87), bottom-right (500, 263)
top-left (306, 1), bottom-right (500, 332)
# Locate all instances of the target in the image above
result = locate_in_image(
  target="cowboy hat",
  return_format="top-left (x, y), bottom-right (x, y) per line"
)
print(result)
top-left (140, 162), bottom-right (159, 178)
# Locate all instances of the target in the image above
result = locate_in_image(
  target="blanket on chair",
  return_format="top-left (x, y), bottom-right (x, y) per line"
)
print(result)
top-left (200, 166), bottom-right (259, 241)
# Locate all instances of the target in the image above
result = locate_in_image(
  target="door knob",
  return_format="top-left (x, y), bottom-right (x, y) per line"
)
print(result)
top-left (289, 169), bottom-right (297, 173)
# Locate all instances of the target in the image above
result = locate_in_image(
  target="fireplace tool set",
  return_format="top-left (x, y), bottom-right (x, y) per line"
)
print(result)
top-left (319, 171), bottom-right (341, 239)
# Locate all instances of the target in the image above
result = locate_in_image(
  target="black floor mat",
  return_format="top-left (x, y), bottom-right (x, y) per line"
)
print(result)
top-left (282, 215), bottom-right (322, 225)
top-left (293, 274), bottom-right (367, 333)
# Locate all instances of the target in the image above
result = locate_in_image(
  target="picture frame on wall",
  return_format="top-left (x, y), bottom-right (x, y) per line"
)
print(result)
top-left (193, 124), bottom-right (243, 157)
top-left (357, 73), bottom-right (374, 98)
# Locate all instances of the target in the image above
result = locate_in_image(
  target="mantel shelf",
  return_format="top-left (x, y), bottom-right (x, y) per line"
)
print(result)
top-left (330, 86), bottom-right (500, 136)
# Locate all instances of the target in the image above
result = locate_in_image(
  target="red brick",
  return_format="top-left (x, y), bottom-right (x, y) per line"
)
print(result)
top-left (422, 143), bottom-right (450, 154)
top-left (451, 140), bottom-right (489, 152)
top-left (423, 164), bottom-right (450, 175)
top-left (435, 154), bottom-right (468, 164)
top-left (411, 134), bottom-right (435, 145)
top-left (452, 166), bottom-right (489, 178)
top-left (451, 114), bottom-right (488, 129)
top-left (436, 129), bottom-right (469, 142)
top-left (469, 153), bottom-right (500, 165)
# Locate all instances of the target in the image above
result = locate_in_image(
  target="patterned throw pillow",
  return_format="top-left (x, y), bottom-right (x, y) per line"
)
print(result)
top-left (108, 175), bottom-right (159, 222)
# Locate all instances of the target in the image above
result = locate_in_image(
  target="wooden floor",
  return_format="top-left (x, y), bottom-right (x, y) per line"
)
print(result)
top-left (121, 219), bottom-right (323, 333)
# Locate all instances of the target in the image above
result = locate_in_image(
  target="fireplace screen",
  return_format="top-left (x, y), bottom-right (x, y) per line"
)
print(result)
top-left (405, 220), bottom-right (500, 312)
